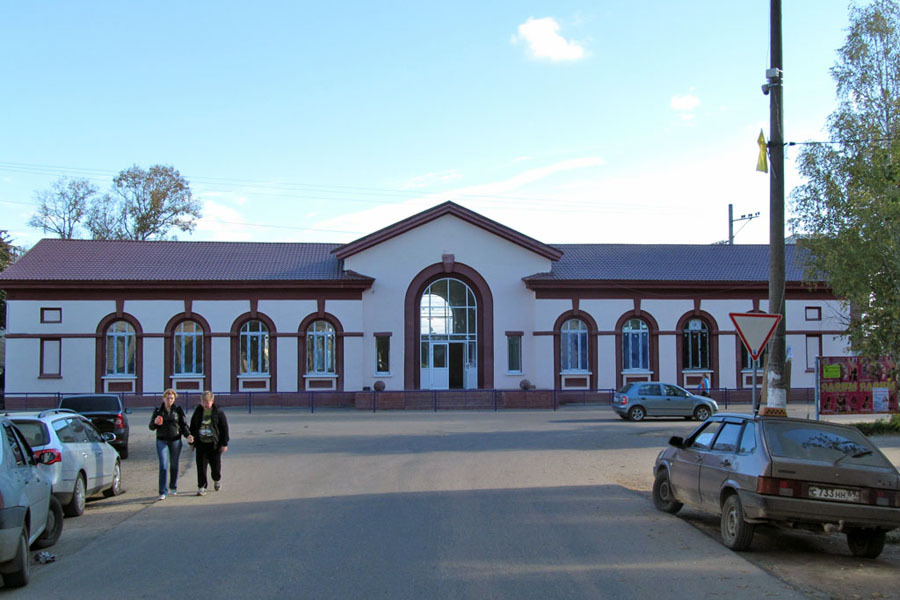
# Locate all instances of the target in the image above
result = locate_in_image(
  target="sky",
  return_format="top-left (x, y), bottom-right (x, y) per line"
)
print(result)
top-left (1, 1), bottom-right (857, 250)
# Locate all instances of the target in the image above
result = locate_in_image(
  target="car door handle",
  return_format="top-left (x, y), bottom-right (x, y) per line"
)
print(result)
top-left (720, 459), bottom-right (732, 467)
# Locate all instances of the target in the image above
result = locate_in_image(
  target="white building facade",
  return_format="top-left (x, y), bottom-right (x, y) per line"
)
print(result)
top-left (0, 202), bottom-right (849, 398)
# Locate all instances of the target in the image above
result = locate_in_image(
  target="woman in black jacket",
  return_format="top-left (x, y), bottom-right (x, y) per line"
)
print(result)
top-left (149, 389), bottom-right (193, 500)
top-left (189, 390), bottom-right (229, 496)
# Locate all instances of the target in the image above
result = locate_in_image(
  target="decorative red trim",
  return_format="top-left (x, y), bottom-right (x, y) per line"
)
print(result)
top-left (404, 262), bottom-right (494, 390)
top-left (163, 313), bottom-right (212, 393)
top-left (40, 307), bottom-right (62, 323)
top-left (95, 312), bottom-right (144, 395)
top-left (115, 298), bottom-right (124, 318)
top-left (333, 201), bottom-right (563, 261)
top-left (317, 298), bottom-right (325, 317)
top-left (230, 312), bottom-right (277, 393)
top-left (552, 311), bottom-right (599, 390)
top-left (298, 313), bottom-right (344, 391)
top-left (675, 311), bottom-right (719, 388)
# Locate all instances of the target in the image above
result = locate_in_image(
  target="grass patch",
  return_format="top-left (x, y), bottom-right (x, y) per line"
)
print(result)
top-left (854, 413), bottom-right (900, 436)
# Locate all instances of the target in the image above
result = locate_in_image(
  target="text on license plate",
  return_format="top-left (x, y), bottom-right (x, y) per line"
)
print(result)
top-left (808, 486), bottom-right (860, 502)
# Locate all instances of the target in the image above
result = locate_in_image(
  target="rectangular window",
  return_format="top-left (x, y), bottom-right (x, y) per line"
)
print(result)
top-left (375, 335), bottom-right (390, 374)
top-left (40, 338), bottom-right (61, 377)
top-left (805, 335), bottom-right (821, 371)
top-left (41, 307), bottom-right (62, 323)
top-left (805, 306), bottom-right (822, 321)
top-left (507, 334), bottom-right (522, 373)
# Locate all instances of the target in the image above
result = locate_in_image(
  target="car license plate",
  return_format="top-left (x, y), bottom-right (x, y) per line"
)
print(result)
top-left (808, 486), bottom-right (860, 502)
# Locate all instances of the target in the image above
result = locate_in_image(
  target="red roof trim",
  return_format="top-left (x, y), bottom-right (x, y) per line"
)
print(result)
top-left (332, 201), bottom-right (563, 261)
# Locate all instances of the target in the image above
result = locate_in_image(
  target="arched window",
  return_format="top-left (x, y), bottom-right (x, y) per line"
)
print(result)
top-left (240, 320), bottom-right (269, 375)
top-left (173, 320), bottom-right (204, 375)
top-left (683, 318), bottom-right (710, 370)
top-left (306, 320), bottom-right (336, 375)
top-left (561, 318), bottom-right (588, 372)
top-left (622, 318), bottom-right (650, 370)
top-left (105, 320), bottom-right (135, 375)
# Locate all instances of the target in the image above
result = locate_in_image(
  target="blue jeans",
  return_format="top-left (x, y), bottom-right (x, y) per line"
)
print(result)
top-left (156, 438), bottom-right (183, 495)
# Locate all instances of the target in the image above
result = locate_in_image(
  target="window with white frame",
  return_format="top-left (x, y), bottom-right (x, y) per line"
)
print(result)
top-left (105, 320), bottom-right (136, 375)
top-left (682, 318), bottom-right (710, 370)
top-left (240, 320), bottom-right (270, 375)
top-left (507, 334), bottom-right (522, 373)
top-left (561, 318), bottom-right (588, 372)
top-left (622, 318), bottom-right (649, 370)
top-left (174, 320), bottom-right (204, 375)
top-left (741, 344), bottom-right (767, 369)
top-left (307, 320), bottom-right (335, 375)
top-left (375, 335), bottom-right (390, 374)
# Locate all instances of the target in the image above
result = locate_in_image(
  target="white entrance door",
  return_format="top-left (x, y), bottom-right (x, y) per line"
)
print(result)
top-left (430, 343), bottom-right (449, 389)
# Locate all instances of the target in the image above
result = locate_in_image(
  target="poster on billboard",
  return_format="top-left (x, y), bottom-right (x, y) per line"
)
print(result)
top-left (819, 356), bottom-right (898, 414)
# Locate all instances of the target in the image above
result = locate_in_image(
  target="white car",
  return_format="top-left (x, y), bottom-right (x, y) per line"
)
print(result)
top-left (0, 418), bottom-right (63, 588)
top-left (11, 409), bottom-right (122, 517)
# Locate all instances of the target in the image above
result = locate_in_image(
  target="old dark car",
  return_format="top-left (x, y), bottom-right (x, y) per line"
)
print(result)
top-left (652, 413), bottom-right (900, 558)
top-left (59, 395), bottom-right (131, 459)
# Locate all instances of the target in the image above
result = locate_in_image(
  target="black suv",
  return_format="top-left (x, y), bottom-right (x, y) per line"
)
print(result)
top-left (59, 394), bottom-right (131, 458)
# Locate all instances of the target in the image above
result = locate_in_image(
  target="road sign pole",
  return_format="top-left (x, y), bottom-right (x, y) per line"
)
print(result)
top-left (752, 357), bottom-right (760, 415)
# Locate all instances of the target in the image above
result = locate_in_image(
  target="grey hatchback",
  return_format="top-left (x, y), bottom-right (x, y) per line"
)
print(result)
top-left (652, 413), bottom-right (900, 558)
top-left (612, 382), bottom-right (717, 421)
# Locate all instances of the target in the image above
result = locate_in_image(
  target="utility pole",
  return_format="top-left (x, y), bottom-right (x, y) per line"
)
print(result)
top-left (728, 203), bottom-right (761, 245)
top-left (765, 0), bottom-right (787, 414)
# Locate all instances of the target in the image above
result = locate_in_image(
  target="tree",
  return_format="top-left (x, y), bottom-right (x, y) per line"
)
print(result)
top-left (29, 177), bottom-right (98, 238)
top-left (790, 0), bottom-right (900, 361)
top-left (85, 164), bottom-right (201, 241)
top-left (0, 230), bottom-right (23, 330)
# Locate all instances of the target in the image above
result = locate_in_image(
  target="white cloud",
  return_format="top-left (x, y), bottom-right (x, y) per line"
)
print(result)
top-left (513, 17), bottom-right (586, 62)
top-left (193, 198), bottom-right (254, 241)
top-left (671, 93), bottom-right (701, 112)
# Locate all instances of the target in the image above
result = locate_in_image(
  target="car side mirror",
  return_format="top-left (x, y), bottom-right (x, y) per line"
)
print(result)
top-left (668, 436), bottom-right (684, 448)
top-left (124, 408), bottom-right (132, 414)
top-left (102, 432), bottom-right (117, 443)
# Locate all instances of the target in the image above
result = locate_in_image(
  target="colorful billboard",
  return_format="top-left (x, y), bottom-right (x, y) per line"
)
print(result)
top-left (819, 356), bottom-right (898, 414)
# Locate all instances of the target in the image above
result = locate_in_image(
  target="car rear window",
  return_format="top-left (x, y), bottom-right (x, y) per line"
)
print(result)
top-left (763, 421), bottom-right (893, 468)
top-left (60, 396), bottom-right (120, 412)
top-left (11, 420), bottom-right (49, 447)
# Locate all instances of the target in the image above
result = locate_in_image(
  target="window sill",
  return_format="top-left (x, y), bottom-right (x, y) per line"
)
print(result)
top-left (304, 373), bottom-right (337, 379)
top-left (38, 374), bottom-right (62, 379)
top-left (238, 374), bottom-right (271, 379)
top-left (373, 373), bottom-right (392, 378)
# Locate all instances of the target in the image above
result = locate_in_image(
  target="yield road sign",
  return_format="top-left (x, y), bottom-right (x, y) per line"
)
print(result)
top-left (729, 312), bottom-right (782, 361)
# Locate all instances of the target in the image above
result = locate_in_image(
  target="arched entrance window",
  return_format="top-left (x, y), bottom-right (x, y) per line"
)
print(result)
top-left (174, 321), bottom-right (204, 375)
top-left (683, 318), bottom-right (710, 370)
top-left (420, 278), bottom-right (477, 389)
top-left (106, 320), bottom-right (136, 376)
top-left (240, 320), bottom-right (270, 375)
top-left (622, 318), bottom-right (649, 370)
top-left (561, 318), bottom-right (589, 372)
top-left (306, 320), bottom-right (336, 375)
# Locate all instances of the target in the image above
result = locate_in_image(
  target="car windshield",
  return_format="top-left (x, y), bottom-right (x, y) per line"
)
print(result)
top-left (60, 396), bottom-right (120, 412)
top-left (10, 420), bottom-right (49, 447)
top-left (763, 421), bottom-right (893, 468)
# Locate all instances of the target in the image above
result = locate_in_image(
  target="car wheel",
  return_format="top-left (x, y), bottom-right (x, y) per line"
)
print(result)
top-left (103, 460), bottom-right (123, 498)
top-left (720, 494), bottom-right (754, 550)
top-left (628, 406), bottom-right (646, 422)
top-left (119, 444), bottom-right (129, 460)
top-left (64, 473), bottom-right (86, 517)
top-left (846, 528), bottom-right (886, 559)
top-left (0, 529), bottom-right (30, 588)
top-left (652, 470), bottom-right (683, 514)
top-left (694, 405), bottom-right (711, 421)
top-left (33, 495), bottom-right (64, 549)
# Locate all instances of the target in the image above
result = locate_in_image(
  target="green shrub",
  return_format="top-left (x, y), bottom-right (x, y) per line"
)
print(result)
top-left (854, 413), bottom-right (900, 435)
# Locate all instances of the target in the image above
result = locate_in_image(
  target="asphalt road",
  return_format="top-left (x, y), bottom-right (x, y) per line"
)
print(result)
top-left (9, 405), bottom-right (900, 599)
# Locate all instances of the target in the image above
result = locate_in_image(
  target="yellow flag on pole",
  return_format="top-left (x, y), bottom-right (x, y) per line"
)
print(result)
top-left (756, 129), bottom-right (768, 173)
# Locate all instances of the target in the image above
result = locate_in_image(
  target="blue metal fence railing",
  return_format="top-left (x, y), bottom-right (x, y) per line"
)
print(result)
top-left (0, 387), bottom-right (818, 414)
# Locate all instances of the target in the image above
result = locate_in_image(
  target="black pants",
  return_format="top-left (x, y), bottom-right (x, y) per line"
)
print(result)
top-left (195, 442), bottom-right (222, 489)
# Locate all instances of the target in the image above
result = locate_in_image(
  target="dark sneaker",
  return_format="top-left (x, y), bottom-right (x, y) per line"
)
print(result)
top-left (214, 481), bottom-right (221, 492)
